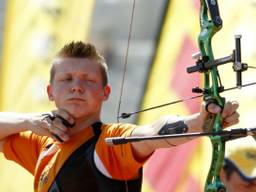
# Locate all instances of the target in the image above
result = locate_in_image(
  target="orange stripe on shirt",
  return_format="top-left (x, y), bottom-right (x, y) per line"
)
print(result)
top-left (96, 123), bottom-right (147, 180)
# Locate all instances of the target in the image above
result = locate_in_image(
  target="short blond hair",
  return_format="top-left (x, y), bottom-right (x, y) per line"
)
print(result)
top-left (50, 41), bottom-right (108, 86)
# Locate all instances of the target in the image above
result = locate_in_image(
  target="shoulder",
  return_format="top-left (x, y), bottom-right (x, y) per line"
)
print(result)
top-left (3, 131), bottom-right (54, 154)
top-left (101, 123), bottom-right (137, 137)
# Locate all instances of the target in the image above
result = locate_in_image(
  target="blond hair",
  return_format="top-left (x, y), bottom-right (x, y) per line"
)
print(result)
top-left (50, 41), bottom-right (108, 86)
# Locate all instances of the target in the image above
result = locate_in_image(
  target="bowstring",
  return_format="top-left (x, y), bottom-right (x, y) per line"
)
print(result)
top-left (115, 1), bottom-right (136, 192)
top-left (117, 0), bottom-right (136, 123)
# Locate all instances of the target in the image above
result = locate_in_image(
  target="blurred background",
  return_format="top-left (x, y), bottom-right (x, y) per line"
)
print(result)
top-left (0, 0), bottom-right (255, 191)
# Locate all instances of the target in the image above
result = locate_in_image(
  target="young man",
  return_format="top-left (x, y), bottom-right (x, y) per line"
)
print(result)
top-left (0, 42), bottom-right (239, 192)
top-left (221, 137), bottom-right (256, 192)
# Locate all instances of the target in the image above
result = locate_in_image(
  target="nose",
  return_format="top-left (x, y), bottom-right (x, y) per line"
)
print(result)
top-left (70, 80), bottom-right (84, 94)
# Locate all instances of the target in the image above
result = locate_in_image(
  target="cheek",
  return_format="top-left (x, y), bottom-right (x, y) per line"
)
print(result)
top-left (54, 83), bottom-right (68, 94)
top-left (85, 90), bottom-right (106, 108)
top-left (93, 90), bottom-right (108, 102)
top-left (51, 87), bottom-right (67, 104)
top-left (86, 86), bottom-right (104, 97)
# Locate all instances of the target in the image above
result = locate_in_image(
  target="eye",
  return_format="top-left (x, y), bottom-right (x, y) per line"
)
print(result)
top-left (81, 75), bottom-right (96, 83)
top-left (86, 79), bottom-right (96, 84)
top-left (60, 75), bottom-right (72, 81)
top-left (88, 79), bottom-right (96, 82)
top-left (84, 78), bottom-right (100, 87)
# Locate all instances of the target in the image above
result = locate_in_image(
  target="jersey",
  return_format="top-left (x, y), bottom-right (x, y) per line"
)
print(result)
top-left (3, 122), bottom-right (148, 192)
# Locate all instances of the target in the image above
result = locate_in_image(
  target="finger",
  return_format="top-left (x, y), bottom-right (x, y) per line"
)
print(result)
top-left (223, 111), bottom-right (240, 123)
top-left (42, 112), bottom-right (74, 129)
top-left (221, 101), bottom-right (232, 118)
top-left (40, 115), bottom-right (54, 130)
top-left (222, 111), bottom-right (240, 128)
top-left (37, 118), bottom-right (57, 138)
top-left (223, 118), bottom-right (239, 128)
top-left (52, 117), bottom-right (69, 132)
top-left (52, 109), bottom-right (75, 126)
top-left (222, 101), bottom-right (239, 118)
top-left (226, 111), bottom-right (240, 123)
top-left (49, 127), bottom-right (69, 142)
top-left (55, 115), bottom-right (75, 127)
top-left (52, 134), bottom-right (64, 142)
top-left (41, 113), bottom-right (70, 141)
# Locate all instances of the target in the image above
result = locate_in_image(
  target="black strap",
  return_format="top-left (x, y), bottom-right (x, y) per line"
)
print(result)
top-left (91, 122), bottom-right (102, 137)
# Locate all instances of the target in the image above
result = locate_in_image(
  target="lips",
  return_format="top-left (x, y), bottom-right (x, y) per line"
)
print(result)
top-left (67, 98), bottom-right (86, 102)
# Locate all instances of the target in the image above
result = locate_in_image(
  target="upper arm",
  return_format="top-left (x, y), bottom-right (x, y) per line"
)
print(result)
top-left (3, 132), bottom-right (52, 174)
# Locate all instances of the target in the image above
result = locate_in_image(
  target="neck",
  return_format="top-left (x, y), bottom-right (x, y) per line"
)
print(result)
top-left (69, 115), bottom-right (101, 136)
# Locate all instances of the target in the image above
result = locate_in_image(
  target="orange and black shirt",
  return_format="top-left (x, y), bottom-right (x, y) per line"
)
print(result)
top-left (3, 123), bottom-right (148, 192)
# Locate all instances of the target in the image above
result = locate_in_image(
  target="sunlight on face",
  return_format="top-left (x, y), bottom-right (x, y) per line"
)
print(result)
top-left (47, 58), bottom-right (110, 119)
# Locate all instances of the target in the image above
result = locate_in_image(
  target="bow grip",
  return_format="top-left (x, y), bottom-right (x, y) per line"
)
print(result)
top-left (204, 98), bottom-right (223, 114)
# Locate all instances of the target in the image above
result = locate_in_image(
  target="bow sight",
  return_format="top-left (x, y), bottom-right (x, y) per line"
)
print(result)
top-left (187, 35), bottom-right (248, 93)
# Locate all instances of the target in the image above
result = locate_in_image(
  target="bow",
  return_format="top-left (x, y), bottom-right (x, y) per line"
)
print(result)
top-left (107, 0), bottom-right (254, 191)
top-left (186, 1), bottom-right (247, 191)
top-left (190, 1), bottom-right (226, 191)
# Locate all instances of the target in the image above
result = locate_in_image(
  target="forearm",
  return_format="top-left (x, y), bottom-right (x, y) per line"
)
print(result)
top-left (165, 113), bottom-right (202, 145)
top-left (131, 101), bottom-right (239, 160)
top-left (149, 114), bottom-right (203, 147)
top-left (0, 112), bottom-right (34, 141)
top-left (131, 114), bottom-right (203, 159)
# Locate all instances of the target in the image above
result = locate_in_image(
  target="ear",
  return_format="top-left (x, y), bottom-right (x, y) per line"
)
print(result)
top-left (47, 84), bottom-right (55, 101)
top-left (220, 168), bottom-right (227, 183)
top-left (103, 84), bottom-right (111, 101)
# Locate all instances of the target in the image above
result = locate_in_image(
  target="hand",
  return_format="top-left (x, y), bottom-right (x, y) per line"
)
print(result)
top-left (220, 101), bottom-right (240, 128)
top-left (28, 110), bottom-right (74, 142)
top-left (199, 100), bottom-right (240, 129)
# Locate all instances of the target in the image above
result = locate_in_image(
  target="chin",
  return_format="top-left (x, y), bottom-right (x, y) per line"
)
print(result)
top-left (64, 107), bottom-right (89, 119)
top-left (67, 110), bottom-right (86, 119)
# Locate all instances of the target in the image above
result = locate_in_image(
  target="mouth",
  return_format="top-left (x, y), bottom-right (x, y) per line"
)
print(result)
top-left (67, 98), bottom-right (86, 102)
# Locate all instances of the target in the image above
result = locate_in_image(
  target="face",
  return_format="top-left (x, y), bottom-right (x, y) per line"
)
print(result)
top-left (221, 170), bottom-right (256, 192)
top-left (47, 57), bottom-right (111, 119)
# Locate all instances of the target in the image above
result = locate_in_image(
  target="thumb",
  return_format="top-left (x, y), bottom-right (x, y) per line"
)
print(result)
top-left (206, 103), bottom-right (222, 114)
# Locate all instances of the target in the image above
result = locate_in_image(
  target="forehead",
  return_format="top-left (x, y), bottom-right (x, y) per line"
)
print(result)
top-left (53, 57), bottom-right (101, 74)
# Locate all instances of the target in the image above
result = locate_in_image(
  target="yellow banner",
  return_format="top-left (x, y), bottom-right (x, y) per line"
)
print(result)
top-left (0, 0), bottom-right (94, 191)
